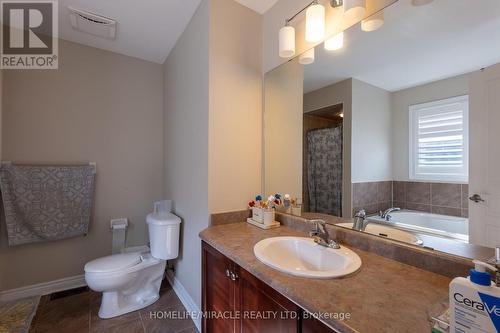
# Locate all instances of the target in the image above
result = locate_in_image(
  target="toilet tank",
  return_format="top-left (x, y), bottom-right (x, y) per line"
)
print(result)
top-left (146, 201), bottom-right (180, 260)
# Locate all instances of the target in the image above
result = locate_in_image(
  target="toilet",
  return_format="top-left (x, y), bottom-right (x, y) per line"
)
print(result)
top-left (84, 201), bottom-right (180, 319)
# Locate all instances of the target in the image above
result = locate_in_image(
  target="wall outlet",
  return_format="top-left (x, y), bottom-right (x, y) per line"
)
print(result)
top-left (110, 218), bottom-right (128, 230)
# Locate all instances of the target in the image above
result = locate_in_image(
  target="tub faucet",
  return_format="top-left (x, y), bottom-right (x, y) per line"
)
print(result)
top-left (352, 209), bottom-right (368, 231)
top-left (380, 207), bottom-right (401, 221)
top-left (309, 219), bottom-right (340, 249)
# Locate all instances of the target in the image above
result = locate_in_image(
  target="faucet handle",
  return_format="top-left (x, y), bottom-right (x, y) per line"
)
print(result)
top-left (354, 209), bottom-right (366, 218)
top-left (308, 219), bottom-right (329, 239)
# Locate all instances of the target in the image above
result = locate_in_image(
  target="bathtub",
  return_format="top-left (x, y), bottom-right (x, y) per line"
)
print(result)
top-left (367, 210), bottom-right (469, 242)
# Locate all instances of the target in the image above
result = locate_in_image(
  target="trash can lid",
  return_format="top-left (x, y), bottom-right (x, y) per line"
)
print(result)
top-left (146, 212), bottom-right (181, 226)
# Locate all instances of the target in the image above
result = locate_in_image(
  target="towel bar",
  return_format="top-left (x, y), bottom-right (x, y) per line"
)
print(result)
top-left (1, 161), bottom-right (97, 174)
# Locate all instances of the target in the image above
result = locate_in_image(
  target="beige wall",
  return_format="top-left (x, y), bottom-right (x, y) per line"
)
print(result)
top-left (303, 79), bottom-right (352, 217)
top-left (352, 79), bottom-right (392, 183)
top-left (164, 0), bottom-right (262, 309)
top-left (208, 0), bottom-right (262, 213)
top-left (0, 40), bottom-right (164, 291)
top-left (163, 0), bottom-right (210, 309)
top-left (392, 74), bottom-right (469, 181)
top-left (264, 58), bottom-right (303, 198)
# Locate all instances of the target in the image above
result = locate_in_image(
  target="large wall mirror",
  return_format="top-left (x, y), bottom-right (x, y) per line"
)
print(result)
top-left (264, 0), bottom-right (500, 259)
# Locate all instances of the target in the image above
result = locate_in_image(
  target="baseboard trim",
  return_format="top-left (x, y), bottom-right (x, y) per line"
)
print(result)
top-left (0, 275), bottom-right (87, 302)
top-left (165, 270), bottom-right (201, 332)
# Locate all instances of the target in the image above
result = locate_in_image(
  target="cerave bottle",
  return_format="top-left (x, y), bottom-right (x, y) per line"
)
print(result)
top-left (449, 261), bottom-right (500, 333)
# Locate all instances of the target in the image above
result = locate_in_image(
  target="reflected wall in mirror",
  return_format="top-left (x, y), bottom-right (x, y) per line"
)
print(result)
top-left (263, 0), bottom-right (500, 259)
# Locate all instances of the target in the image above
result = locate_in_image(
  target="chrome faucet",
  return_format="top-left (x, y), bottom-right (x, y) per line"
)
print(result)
top-left (352, 209), bottom-right (367, 231)
top-left (309, 219), bottom-right (341, 249)
top-left (380, 207), bottom-right (401, 221)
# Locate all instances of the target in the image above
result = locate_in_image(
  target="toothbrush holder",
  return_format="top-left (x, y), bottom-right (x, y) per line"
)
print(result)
top-left (252, 207), bottom-right (264, 223)
top-left (263, 209), bottom-right (275, 225)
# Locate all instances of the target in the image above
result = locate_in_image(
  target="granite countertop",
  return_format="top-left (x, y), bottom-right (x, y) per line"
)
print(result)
top-left (200, 222), bottom-right (451, 333)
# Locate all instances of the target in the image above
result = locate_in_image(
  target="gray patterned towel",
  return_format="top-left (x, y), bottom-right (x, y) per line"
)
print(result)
top-left (0, 164), bottom-right (96, 246)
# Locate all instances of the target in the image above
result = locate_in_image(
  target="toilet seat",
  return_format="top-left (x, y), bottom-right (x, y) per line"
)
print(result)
top-left (85, 253), bottom-right (142, 274)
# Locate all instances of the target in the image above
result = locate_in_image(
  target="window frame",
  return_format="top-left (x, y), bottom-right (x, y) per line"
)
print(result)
top-left (409, 95), bottom-right (469, 183)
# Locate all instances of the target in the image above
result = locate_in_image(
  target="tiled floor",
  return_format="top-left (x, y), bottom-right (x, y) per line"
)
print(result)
top-left (28, 280), bottom-right (198, 333)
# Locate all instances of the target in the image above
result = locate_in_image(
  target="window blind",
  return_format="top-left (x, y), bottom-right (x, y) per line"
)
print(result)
top-left (409, 95), bottom-right (469, 182)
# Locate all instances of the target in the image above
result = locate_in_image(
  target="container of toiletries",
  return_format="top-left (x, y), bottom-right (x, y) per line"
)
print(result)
top-left (280, 194), bottom-right (292, 214)
top-left (449, 260), bottom-right (500, 333)
top-left (291, 197), bottom-right (302, 216)
top-left (263, 209), bottom-right (275, 225)
top-left (252, 207), bottom-right (264, 223)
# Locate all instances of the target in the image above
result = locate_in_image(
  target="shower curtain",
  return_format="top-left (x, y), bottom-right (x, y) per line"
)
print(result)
top-left (307, 126), bottom-right (343, 216)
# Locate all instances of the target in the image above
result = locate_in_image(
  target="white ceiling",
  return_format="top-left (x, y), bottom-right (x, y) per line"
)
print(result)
top-left (57, 0), bottom-right (201, 64)
top-left (234, 0), bottom-right (279, 14)
top-left (303, 0), bottom-right (500, 93)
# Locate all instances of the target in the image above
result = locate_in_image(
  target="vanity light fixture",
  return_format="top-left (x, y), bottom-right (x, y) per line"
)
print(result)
top-left (361, 11), bottom-right (384, 32)
top-left (299, 48), bottom-right (315, 65)
top-left (305, 1), bottom-right (326, 43)
top-left (279, 1), bottom-right (325, 58)
top-left (324, 31), bottom-right (344, 51)
top-left (330, 0), bottom-right (343, 8)
top-left (279, 25), bottom-right (296, 58)
top-left (343, 0), bottom-right (366, 19)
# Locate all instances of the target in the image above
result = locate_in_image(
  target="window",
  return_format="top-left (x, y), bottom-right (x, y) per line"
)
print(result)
top-left (409, 95), bottom-right (469, 182)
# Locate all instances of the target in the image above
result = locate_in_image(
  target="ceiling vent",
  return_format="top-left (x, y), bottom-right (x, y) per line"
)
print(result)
top-left (69, 7), bottom-right (117, 39)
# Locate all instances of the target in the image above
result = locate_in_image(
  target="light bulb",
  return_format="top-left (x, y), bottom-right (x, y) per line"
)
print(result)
top-left (306, 3), bottom-right (325, 43)
top-left (324, 32), bottom-right (344, 51)
top-left (279, 25), bottom-right (295, 58)
top-left (361, 11), bottom-right (384, 32)
top-left (344, 0), bottom-right (366, 19)
top-left (299, 48), bottom-right (315, 65)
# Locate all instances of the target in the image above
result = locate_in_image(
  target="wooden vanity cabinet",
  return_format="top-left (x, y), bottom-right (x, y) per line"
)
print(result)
top-left (202, 241), bottom-right (336, 333)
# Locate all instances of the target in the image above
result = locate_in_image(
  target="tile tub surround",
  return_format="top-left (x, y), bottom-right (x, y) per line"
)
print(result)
top-left (352, 181), bottom-right (393, 215)
top-left (200, 223), bottom-right (452, 333)
top-left (393, 181), bottom-right (469, 218)
top-left (352, 181), bottom-right (469, 218)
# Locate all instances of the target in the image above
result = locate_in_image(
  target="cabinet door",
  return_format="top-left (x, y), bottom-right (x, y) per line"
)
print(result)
top-left (235, 267), bottom-right (299, 333)
top-left (202, 242), bottom-right (237, 333)
top-left (302, 316), bottom-right (336, 333)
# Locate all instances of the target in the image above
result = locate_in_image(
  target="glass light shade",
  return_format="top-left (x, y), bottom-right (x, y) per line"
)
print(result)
top-left (299, 48), bottom-right (315, 65)
top-left (343, 0), bottom-right (366, 19)
top-left (411, 0), bottom-right (434, 6)
top-left (361, 11), bottom-right (384, 32)
top-left (324, 32), bottom-right (344, 51)
top-left (305, 4), bottom-right (325, 43)
top-left (279, 26), bottom-right (295, 58)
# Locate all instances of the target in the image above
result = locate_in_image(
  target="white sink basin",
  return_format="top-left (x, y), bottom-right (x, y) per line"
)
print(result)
top-left (336, 222), bottom-right (423, 245)
top-left (253, 237), bottom-right (362, 279)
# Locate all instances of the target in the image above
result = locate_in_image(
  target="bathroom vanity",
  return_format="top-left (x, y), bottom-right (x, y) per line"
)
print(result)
top-left (200, 221), bottom-right (455, 333)
top-left (202, 241), bottom-right (332, 332)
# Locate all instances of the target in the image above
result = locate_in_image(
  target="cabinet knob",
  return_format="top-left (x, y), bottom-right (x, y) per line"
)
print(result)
top-left (230, 272), bottom-right (239, 281)
top-left (225, 269), bottom-right (231, 278)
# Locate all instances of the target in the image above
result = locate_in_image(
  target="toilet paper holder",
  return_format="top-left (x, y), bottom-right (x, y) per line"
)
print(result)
top-left (110, 218), bottom-right (128, 230)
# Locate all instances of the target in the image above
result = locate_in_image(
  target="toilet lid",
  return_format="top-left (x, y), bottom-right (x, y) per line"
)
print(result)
top-left (84, 253), bottom-right (142, 273)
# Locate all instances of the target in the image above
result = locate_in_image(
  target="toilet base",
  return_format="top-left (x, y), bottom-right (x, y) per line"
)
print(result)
top-left (94, 258), bottom-right (167, 319)
top-left (98, 292), bottom-right (160, 319)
